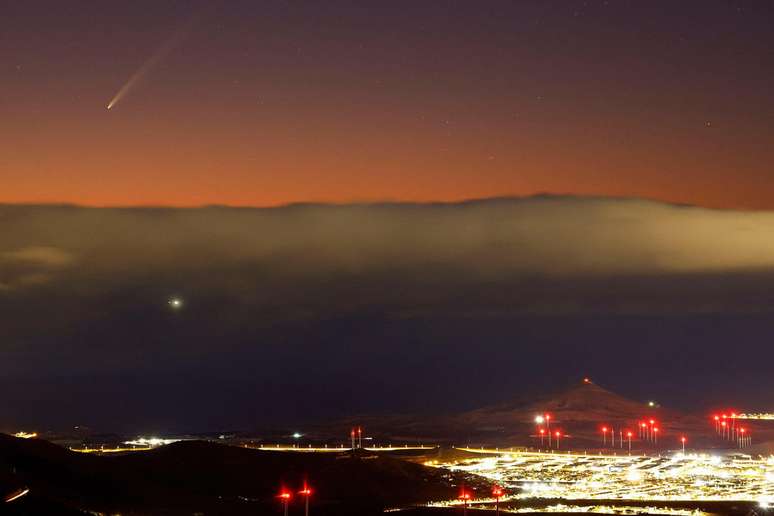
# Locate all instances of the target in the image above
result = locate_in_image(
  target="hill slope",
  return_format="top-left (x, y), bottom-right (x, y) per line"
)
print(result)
top-left (0, 434), bottom-right (467, 515)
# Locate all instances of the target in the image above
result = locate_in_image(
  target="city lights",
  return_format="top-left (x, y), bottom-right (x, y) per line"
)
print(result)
top-left (435, 449), bottom-right (774, 503)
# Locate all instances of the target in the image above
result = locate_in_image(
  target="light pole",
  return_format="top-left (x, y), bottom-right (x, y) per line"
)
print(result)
top-left (492, 486), bottom-right (503, 516)
top-left (627, 431), bottom-right (632, 454)
top-left (459, 489), bottom-right (471, 516)
top-left (602, 426), bottom-right (608, 447)
top-left (278, 490), bottom-right (291, 516)
top-left (535, 416), bottom-right (545, 448)
top-left (545, 414), bottom-right (551, 447)
top-left (555, 431), bottom-right (561, 450)
top-left (653, 427), bottom-right (659, 446)
top-left (299, 484), bottom-right (312, 516)
top-left (731, 413), bottom-right (736, 441)
top-left (539, 428), bottom-right (545, 447)
top-left (680, 436), bottom-right (686, 454)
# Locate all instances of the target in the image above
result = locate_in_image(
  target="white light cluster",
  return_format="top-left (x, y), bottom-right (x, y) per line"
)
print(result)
top-left (123, 437), bottom-right (180, 447)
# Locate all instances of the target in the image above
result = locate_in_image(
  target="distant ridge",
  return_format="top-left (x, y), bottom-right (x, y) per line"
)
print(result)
top-left (458, 378), bottom-right (670, 428)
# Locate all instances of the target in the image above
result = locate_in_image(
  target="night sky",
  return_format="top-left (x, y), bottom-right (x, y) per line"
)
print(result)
top-left (2, 1), bottom-right (774, 433)
top-left (3, 0), bottom-right (774, 208)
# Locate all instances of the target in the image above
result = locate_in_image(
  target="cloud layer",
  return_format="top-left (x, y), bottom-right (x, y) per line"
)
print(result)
top-left (3, 196), bottom-right (774, 431)
top-left (3, 196), bottom-right (774, 308)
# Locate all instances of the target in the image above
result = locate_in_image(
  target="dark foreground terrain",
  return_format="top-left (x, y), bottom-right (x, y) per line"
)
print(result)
top-left (0, 434), bottom-right (473, 515)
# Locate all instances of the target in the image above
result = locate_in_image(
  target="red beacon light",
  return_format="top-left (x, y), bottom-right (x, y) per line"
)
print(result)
top-left (278, 491), bottom-right (292, 500)
top-left (492, 486), bottom-right (504, 497)
top-left (459, 491), bottom-right (472, 501)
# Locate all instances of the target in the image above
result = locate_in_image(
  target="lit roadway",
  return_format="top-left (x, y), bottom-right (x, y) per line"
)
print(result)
top-left (250, 444), bottom-right (438, 452)
top-left (4, 488), bottom-right (30, 504)
top-left (69, 443), bottom-right (437, 454)
top-left (735, 413), bottom-right (774, 420)
top-left (430, 448), bottom-right (774, 506)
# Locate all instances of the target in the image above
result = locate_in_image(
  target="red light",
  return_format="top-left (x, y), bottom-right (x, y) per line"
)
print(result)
top-left (492, 487), bottom-right (504, 497)
top-left (459, 492), bottom-right (472, 501)
top-left (545, 414), bottom-right (550, 420)
top-left (713, 415), bottom-right (719, 421)
top-left (278, 491), bottom-right (292, 500)
top-left (653, 428), bottom-right (659, 433)
top-left (602, 427), bottom-right (608, 432)
top-left (299, 483), bottom-right (312, 496)
top-left (722, 414), bottom-right (727, 419)
top-left (681, 436), bottom-right (686, 442)
top-left (627, 431), bottom-right (632, 437)
top-left (539, 429), bottom-right (545, 434)
top-left (555, 431), bottom-right (561, 437)
top-left (721, 421), bottom-right (727, 427)
top-left (649, 419), bottom-right (655, 425)
top-left (740, 428), bottom-right (746, 434)
top-left (641, 422), bottom-right (647, 428)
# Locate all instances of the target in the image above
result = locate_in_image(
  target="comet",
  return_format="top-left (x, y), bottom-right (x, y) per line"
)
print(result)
top-left (106, 15), bottom-right (199, 110)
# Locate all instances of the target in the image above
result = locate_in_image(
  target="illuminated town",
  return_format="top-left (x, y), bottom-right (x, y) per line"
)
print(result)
top-left (431, 449), bottom-right (774, 506)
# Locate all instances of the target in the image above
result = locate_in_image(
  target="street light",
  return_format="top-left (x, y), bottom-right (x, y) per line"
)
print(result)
top-left (545, 414), bottom-right (552, 447)
top-left (539, 428), bottom-right (545, 447)
top-left (299, 483), bottom-right (313, 516)
top-left (627, 431), bottom-right (632, 454)
top-left (731, 413), bottom-right (736, 440)
top-left (555, 431), bottom-right (561, 450)
top-left (492, 486), bottom-right (504, 516)
top-left (653, 427), bottom-right (659, 445)
top-left (602, 426), bottom-right (608, 447)
top-left (459, 489), bottom-right (472, 516)
top-left (278, 490), bottom-right (292, 516)
top-left (681, 436), bottom-right (686, 454)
